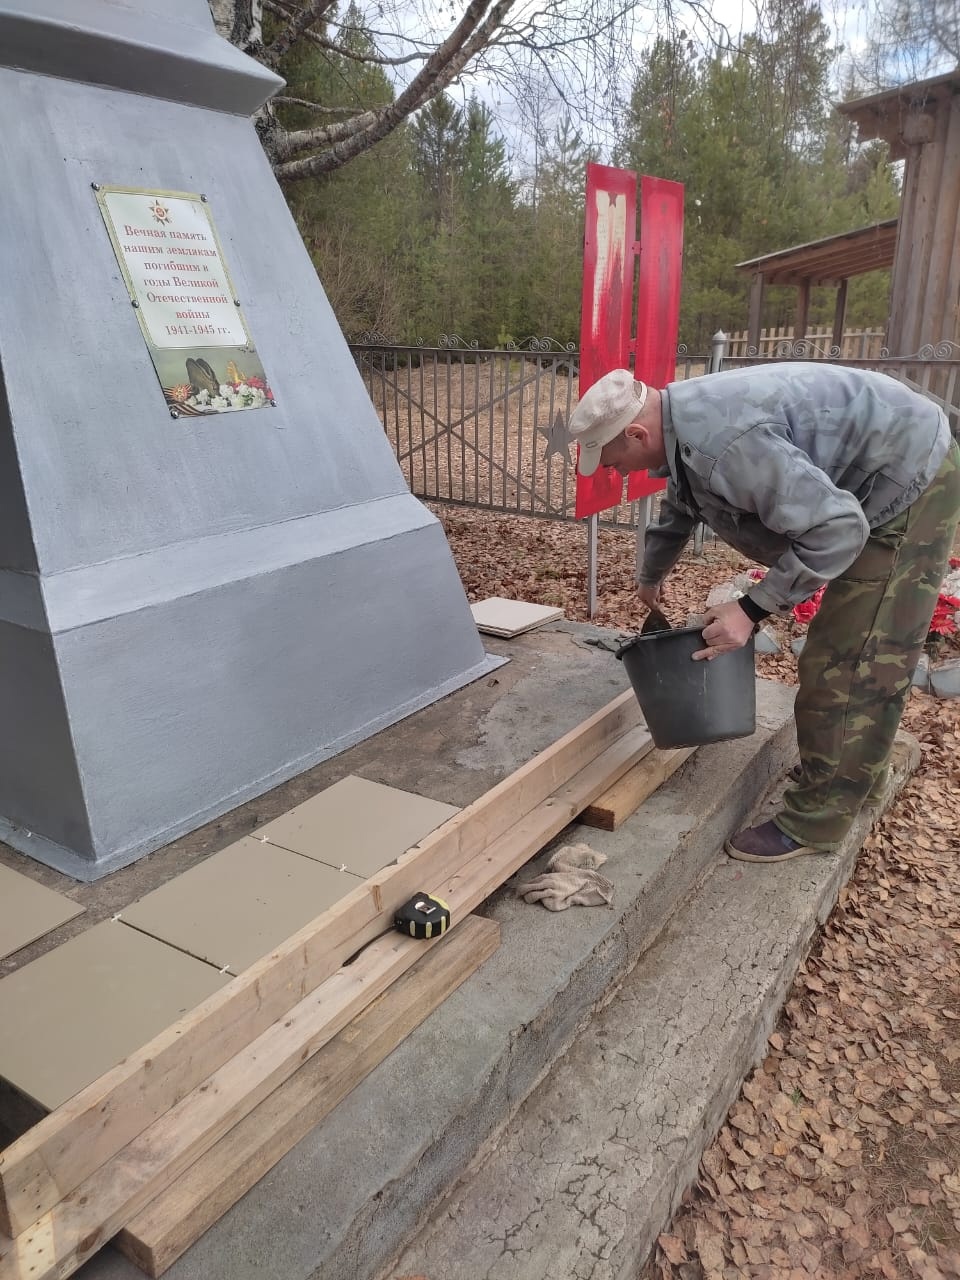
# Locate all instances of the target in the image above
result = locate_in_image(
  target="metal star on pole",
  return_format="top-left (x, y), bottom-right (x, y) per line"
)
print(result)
top-left (537, 410), bottom-right (571, 462)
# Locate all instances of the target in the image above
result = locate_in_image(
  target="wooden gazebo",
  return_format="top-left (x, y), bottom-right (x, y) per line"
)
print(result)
top-left (737, 220), bottom-right (898, 354)
top-left (838, 69), bottom-right (960, 356)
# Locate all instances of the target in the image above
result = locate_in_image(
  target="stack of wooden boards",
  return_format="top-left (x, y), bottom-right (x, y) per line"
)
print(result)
top-left (0, 691), bottom-right (694, 1280)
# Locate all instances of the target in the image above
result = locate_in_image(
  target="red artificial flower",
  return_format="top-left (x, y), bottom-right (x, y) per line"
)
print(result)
top-left (793, 585), bottom-right (825, 626)
top-left (929, 594), bottom-right (960, 636)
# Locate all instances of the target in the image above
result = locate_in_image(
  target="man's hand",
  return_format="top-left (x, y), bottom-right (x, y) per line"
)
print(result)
top-left (637, 581), bottom-right (664, 612)
top-left (692, 600), bottom-right (755, 661)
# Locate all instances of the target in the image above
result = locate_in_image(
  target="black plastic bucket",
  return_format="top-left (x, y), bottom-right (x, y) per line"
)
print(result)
top-left (616, 625), bottom-right (757, 749)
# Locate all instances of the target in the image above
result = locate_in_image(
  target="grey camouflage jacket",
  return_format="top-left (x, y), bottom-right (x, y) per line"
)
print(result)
top-left (639, 362), bottom-right (952, 613)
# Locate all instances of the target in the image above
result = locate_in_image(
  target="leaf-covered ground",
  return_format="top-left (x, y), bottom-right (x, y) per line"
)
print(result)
top-left (436, 504), bottom-right (960, 1280)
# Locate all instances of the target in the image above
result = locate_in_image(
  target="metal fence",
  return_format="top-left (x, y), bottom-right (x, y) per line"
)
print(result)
top-left (351, 334), bottom-right (960, 530)
top-left (349, 336), bottom-right (714, 530)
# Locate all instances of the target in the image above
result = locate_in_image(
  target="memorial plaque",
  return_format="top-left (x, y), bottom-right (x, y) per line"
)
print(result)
top-left (95, 185), bottom-right (273, 416)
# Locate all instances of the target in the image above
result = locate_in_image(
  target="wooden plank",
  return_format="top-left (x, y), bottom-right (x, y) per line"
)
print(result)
top-left (0, 724), bottom-right (653, 1280)
top-left (441, 726), bottom-right (653, 907)
top-left (581, 746), bottom-right (697, 831)
top-left (0, 691), bottom-right (641, 1239)
top-left (116, 916), bottom-right (500, 1278)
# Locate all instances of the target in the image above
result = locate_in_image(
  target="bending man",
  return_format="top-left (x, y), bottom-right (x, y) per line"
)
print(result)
top-left (568, 363), bottom-right (959, 863)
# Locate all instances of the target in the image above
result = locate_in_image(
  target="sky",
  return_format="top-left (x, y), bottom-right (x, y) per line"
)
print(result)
top-left (378, 0), bottom-right (881, 173)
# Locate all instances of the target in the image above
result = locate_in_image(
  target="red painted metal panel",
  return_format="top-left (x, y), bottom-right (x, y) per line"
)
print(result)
top-left (626, 176), bottom-right (684, 502)
top-left (574, 163), bottom-right (637, 519)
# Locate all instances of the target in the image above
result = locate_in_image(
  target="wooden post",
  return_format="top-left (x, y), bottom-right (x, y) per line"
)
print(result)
top-left (899, 108), bottom-right (948, 354)
top-left (795, 281), bottom-right (811, 352)
top-left (927, 94), bottom-right (960, 351)
top-left (747, 273), bottom-right (764, 354)
top-left (832, 280), bottom-right (848, 354)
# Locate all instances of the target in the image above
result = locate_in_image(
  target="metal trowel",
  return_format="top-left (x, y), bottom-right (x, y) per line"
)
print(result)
top-left (640, 606), bottom-right (673, 635)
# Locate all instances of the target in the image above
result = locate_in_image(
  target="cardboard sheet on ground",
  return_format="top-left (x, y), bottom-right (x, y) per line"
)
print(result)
top-left (256, 775), bottom-right (459, 877)
top-left (0, 862), bottom-right (84, 961)
top-left (0, 920), bottom-right (230, 1113)
top-left (123, 837), bottom-right (364, 973)
top-left (470, 598), bottom-right (564, 638)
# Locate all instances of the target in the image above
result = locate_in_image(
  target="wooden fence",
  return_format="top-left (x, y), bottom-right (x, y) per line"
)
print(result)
top-left (725, 325), bottom-right (887, 359)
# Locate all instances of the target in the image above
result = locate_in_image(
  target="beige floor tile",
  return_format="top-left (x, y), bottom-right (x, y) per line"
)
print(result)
top-left (0, 861), bottom-right (84, 961)
top-left (256, 775), bottom-right (459, 877)
top-left (470, 597), bottom-right (563, 637)
top-left (0, 920), bottom-right (230, 1112)
top-left (123, 837), bottom-right (363, 973)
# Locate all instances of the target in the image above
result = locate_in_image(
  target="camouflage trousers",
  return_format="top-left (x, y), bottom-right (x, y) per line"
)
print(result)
top-left (777, 439), bottom-right (960, 850)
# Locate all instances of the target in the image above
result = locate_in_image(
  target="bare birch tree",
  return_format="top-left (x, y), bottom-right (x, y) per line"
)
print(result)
top-left (843, 0), bottom-right (959, 91)
top-left (208, 0), bottom-right (726, 181)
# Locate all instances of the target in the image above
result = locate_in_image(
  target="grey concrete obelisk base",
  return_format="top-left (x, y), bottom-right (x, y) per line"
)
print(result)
top-left (0, 0), bottom-right (501, 880)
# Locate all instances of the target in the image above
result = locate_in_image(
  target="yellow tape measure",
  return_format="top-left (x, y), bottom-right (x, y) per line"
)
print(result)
top-left (394, 893), bottom-right (451, 940)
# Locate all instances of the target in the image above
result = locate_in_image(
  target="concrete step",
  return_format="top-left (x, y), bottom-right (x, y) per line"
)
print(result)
top-left (84, 677), bottom-right (799, 1280)
top-left (389, 731), bottom-right (920, 1280)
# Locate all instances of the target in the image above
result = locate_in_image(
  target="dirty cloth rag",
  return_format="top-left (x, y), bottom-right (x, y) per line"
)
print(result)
top-left (517, 843), bottom-right (614, 911)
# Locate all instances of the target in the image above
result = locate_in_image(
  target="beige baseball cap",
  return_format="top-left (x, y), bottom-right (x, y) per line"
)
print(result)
top-left (568, 369), bottom-right (649, 475)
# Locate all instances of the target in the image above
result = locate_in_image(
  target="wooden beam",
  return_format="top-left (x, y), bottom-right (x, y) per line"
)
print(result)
top-left (900, 100), bottom-right (951, 352)
top-left (888, 136), bottom-right (925, 353)
top-left (581, 746), bottom-right (696, 831)
top-left (0, 691), bottom-right (642, 1239)
top-left (902, 112), bottom-right (937, 146)
top-left (0, 723), bottom-right (654, 1280)
top-left (925, 94), bottom-right (960, 348)
top-left (116, 915), bottom-right (501, 1278)
top-left (740, 230), bottom-right (897, 287)
top-left (762, 276), bottom-right (845, 289)
top-left (736, 223), bottom-right (898, 280)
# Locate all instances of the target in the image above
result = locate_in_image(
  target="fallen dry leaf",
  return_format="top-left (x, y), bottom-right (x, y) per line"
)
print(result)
top-left (658, 1235), bottom-right (688, 1265)
top-left (886, 1206), bottom-right (914, 1233)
